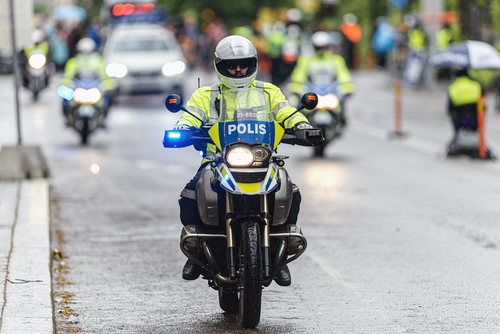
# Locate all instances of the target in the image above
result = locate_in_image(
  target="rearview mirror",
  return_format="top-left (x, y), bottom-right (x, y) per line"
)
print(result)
top-left (165, 94), bottom-right (187, 113)
top-left (280, 92), bottom-right (319, 128)
top-left (300, 92), bottom-right (318, 111)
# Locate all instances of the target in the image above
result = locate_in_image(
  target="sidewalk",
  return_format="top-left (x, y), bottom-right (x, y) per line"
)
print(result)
top-left (0, 180), bottom-right (53, 334)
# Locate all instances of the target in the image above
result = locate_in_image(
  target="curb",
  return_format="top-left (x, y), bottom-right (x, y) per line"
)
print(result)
top-left (0, 180), bottom-right (54, 334)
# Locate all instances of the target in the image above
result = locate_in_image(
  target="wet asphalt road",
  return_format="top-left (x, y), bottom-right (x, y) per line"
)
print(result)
top-left (2, 69), bottom-right (500, 333)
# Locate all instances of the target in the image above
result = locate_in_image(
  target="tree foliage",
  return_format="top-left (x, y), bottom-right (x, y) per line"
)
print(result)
top-left (157, 0), bottom-right (294, 27)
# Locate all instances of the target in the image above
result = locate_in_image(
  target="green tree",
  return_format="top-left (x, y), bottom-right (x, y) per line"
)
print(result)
top-left (158, 0), bottom-right (294, 27)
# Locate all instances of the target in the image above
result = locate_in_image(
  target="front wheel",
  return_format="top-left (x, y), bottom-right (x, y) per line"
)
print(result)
top-left (80, 117), bottom-right (90, 145)
top-left (238, 221), bottom-right (262, 329)
top-left (313, 144), bottom-right (325, 157)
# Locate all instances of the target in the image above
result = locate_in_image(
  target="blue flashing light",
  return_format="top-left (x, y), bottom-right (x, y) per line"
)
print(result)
top-left (224, 175), bottom-right (230, 181)
top-left (168, 132), bottom-right (181, 139)
top-left (57, 85), bottom-right (74, 100)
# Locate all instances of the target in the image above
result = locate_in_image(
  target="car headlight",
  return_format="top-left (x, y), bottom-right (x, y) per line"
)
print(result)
top-left (317, 94), bottom-right (339, 110)
top-left (73, 88), bottom-right (102, 104)
top-left (106, 63), bottom-right (128, 78)
top-left (28, 54), bottom-right (46, 69)
top-left (226, 146), bottom-right (254, 167)
top-left (162, 61), bottom-right (186, 77)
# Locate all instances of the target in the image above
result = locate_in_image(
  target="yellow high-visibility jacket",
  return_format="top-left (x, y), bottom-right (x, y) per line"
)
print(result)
top-left (175, 80), bottom-right (309, 158)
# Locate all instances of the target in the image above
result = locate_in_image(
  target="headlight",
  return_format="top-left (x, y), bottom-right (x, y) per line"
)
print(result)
top-left (73, 88), bottom-right (102, 104)
top-left (57, 85), bottom-right (74, 100)
top-left (317, 94), bottom-right (339, 110)
top-left (226, 146), bottom-right (254, 167)
top-left (106, 63), bottom-right (128, 78)
top-left (252, 146), bottom-right (270, 166)
top-left (162, 61), bottom-right (186, 77)
top-left (28, 54), bottom-right (46, 69)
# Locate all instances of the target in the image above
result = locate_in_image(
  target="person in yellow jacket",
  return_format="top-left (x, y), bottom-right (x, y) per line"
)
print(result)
top-left (289, 31), bottom-right (353, 124)
top-left (447, 68), bottom-right (484, 133)
top-left (61, 38), bottom-right (116, 121)
top-left (61, 37), bottom-right (115, 90)
top-left (21, 29), bottom-right (50, 88)
top-left (176, 35), bottom-right (311, 286)
top-left (408, 22), bottom-right (428, 52)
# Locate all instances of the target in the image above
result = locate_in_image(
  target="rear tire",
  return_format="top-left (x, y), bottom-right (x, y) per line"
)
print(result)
top-left (218, 288), bottom-right (238, 313)
top-left (238, 221), bottom-right (262, 329)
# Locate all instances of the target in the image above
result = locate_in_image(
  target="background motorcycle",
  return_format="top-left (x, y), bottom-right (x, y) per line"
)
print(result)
top-left (58, 71), bottom-right (109, 145)
top-left (292, 79), bottom-right (347, 157)
top-left (163, 90), bottom-right (323, 328)
top-left (25, 50), bottom-right (49, 101)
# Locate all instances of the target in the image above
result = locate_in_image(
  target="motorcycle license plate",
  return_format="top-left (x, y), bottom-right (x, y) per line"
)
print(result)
top-left (314, 111), bottom-right (333, 125)
top-left (78, 105), bottom-right (95, 117)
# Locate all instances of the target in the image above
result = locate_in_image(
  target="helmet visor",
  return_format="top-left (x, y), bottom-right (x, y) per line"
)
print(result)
top-left (216, 57), bottom-right (257, 79)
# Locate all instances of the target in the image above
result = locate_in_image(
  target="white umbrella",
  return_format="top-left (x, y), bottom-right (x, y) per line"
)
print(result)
top-left (429, 40), bottom-right (500, 69)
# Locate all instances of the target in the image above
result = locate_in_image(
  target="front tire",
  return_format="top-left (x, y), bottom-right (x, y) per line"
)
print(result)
top-left (238, 221), bottom-right (262, 329)
top-left (80, 117), bottom-right (90, 145)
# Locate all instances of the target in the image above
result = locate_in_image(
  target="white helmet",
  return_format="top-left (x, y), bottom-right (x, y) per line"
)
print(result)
top-left (311, 31), bottom-right (332, 49)
top-left (76, 38), bottom-right (96, 55)
top-left (31, 29), bottom-right (45, 44)
top-left (214, 35), bottom-right (258, 89)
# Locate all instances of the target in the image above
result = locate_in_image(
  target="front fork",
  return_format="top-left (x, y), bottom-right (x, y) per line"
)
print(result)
top-left (225, 192), bottom-right (271, 280)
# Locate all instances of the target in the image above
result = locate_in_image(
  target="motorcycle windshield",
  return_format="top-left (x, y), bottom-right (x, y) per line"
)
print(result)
top-left (218, 88), bottom-right (274, 147)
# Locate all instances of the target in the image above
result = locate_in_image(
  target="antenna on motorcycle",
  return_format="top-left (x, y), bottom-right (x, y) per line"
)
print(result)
top-left (198, 77), bottom-right (200, 89)
top-left (165, 94), bottom-right (204, 124)
top-left (281, 92), bottom-right (318, 126)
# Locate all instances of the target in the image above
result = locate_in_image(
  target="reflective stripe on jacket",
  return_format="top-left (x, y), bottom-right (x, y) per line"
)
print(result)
top-left (448, 76), bottom-right (482, 107)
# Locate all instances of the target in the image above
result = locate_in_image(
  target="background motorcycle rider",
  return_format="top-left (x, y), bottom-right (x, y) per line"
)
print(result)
top-left (20, 29), bottom-right (50, 89)
top-left (174, 35), bottom-right (313, 286)
top-left (289, 31), bottom-right (354, 125)
top-left (61, 37), bottom-right (116, 125)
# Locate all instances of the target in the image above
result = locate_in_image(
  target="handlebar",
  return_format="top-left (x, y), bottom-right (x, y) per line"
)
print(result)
top-left (163, 126), bottom-right (325, 149)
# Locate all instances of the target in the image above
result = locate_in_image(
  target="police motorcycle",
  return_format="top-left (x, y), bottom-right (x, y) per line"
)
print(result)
top-left (163, 89), bottom-right (323, 328)
top-left (58, 70), bottom-right (110, 145)
top-left (25, 49), bottom-right (49, 101)
top-left (291, 74), bottom-right (348, 157)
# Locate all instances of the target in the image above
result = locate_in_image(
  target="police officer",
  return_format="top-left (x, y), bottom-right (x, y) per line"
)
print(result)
top-left (21, 30), bottom-right (50, 88)
top-left (447, 68), bottom-right (483, 133)
top-left (175, 35), bottom-right (312, 286)
top-left (289, 31), bottom-right (354, 124)
top-left (61, 38), bottom-right (116, 121)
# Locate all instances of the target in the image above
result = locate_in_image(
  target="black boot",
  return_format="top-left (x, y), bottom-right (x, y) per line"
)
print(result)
top-left (274, 264), bottom-right (291, 286)
top-left (182, 259), bottom-right (202, 280)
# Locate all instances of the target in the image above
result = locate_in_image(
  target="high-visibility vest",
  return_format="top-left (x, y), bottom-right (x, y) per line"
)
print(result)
top-left (408, 29), bottom-right (427, 51)
top-left (448, 76), bottom-right (482, 107)
top-left (175, 80), bottom-right (308, 159)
